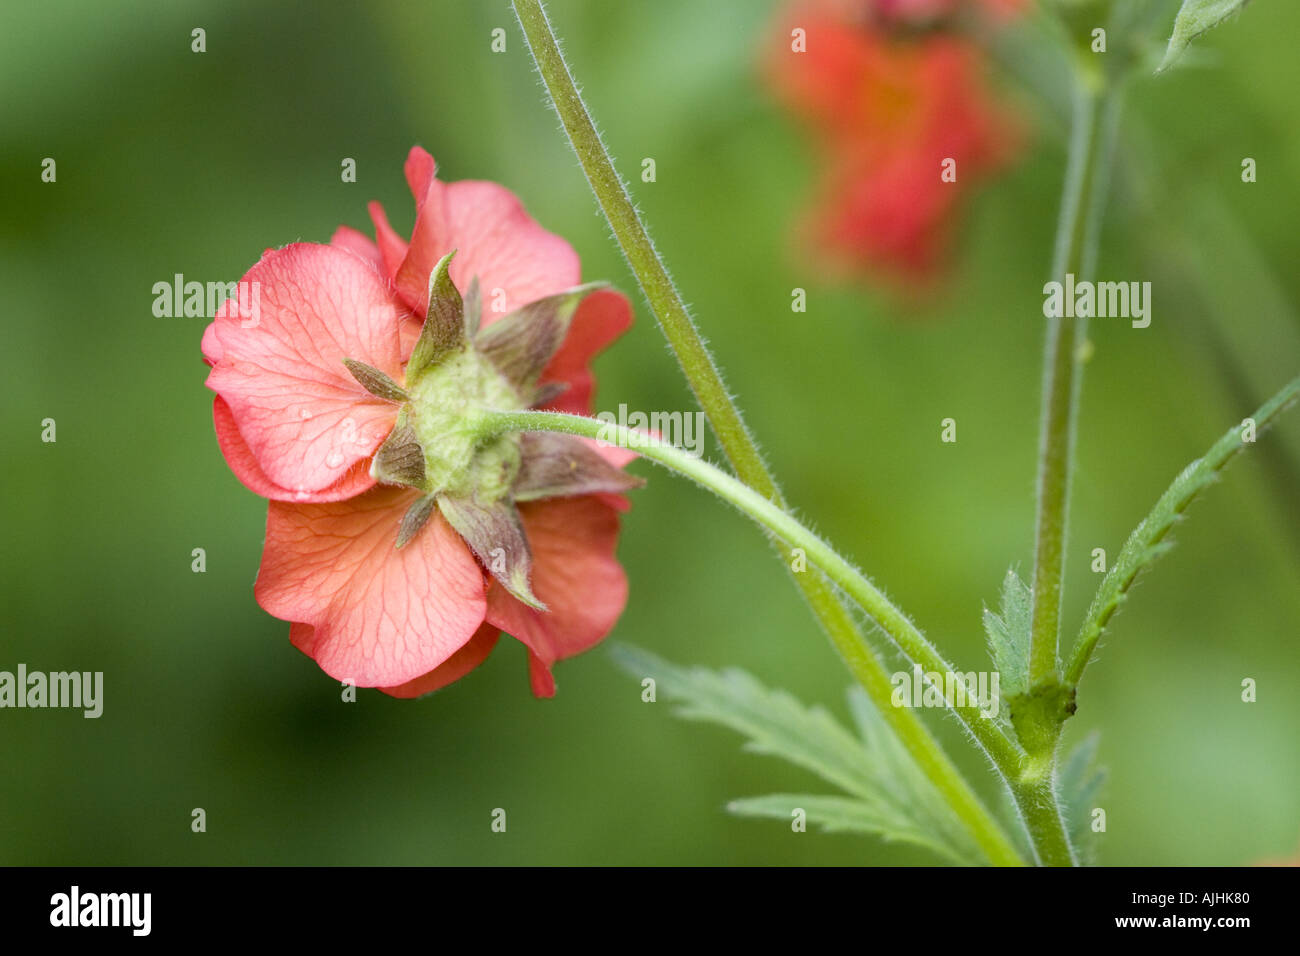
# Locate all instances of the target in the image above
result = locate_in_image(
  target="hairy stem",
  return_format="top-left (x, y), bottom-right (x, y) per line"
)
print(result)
top-left (1020, 72), bottom-right (1123, 866)
top-left (1030, 80), bottom-right (1110, 687)
top-left (511, 0), bottom-right (1024, 865)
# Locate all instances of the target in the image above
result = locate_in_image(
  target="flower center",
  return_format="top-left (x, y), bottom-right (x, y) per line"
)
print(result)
top-left (403, 345), bottom-right (525, 501)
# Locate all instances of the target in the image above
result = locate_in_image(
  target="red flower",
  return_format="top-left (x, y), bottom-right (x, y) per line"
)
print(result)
top-left (202, 147), bottom-right (639, 697)
top-left (769, 0), bottom-right (1023, 282)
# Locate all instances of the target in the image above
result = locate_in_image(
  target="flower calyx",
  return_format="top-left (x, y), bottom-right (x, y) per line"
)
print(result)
top-left (343, 251), bottom-right (643, 608)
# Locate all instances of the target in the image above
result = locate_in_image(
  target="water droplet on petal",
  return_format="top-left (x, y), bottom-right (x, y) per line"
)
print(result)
top-left (294, 487), bottom-right (310, 501)
top-left (326, 451), bottom-right (344, 468)
top-left (298, 408), bottom-right (312, 420)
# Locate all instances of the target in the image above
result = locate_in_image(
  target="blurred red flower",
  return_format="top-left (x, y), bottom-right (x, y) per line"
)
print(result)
top-left (768, 0), bottom-right (1025, 283)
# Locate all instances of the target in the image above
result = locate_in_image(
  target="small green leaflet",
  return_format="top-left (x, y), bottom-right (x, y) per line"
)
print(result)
top-left (982, 567), bottom-right (1031, 701)
top-left (1067, 373), bottom-right (1300, 685)
top-left (1059, 732), bottom-right (1107, 862)
top-left (1156, 0), bottom-right (1252, 74)
top-left (726, 794), bottom-right (949, 849)
top-left (612, 645), bottom-right (984, 864)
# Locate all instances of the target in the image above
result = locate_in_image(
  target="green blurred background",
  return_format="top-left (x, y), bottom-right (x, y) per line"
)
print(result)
top-left (1, 0), bottom-right (1297, 865)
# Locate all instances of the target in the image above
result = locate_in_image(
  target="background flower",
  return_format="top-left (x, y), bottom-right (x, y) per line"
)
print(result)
top-left (768, 0), bottom-right (1025, 283)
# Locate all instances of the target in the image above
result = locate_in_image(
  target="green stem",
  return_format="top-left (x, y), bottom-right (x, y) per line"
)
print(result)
top-left (1013, 778), bottom-right (1075, 866)
top-left (481, 408), bottom-right (1025, 864)
top-left (511, 0), bottom-right (1025, 865)
top-left (1020, 72), bottom-right (1123, 866)
top-left (1030, 80), bottom-right (1105, 688)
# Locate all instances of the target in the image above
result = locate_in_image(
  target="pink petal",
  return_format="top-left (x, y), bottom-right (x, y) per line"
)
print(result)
top-left (376, 623), bottom-right (501, 698)
top-left (367, 200), bottom-right (410, 282)
top-left (201, 322), bottom-right (223, 366)
top-left (392, 147), bottom-right (581, 318)
top-left (583, 436), bottom-right (637, 470)
top-left (205, 243), bottom-right (410, 496)
top-left (258, 487), bottom-right (489, 687)
top-left (212, 397), bottom-right (376, 503)
top-left (330, 225), bottom-right (384, 271)
top-left (485, 496), bottom-right (628, 696)
top-left (538, 288), bottom-right (634, 415)
top-left (527, 652), bottom-right (557, 698)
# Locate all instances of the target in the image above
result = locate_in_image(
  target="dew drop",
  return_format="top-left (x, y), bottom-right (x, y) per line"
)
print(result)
top-left (326, 451), bottom-right (344, 468)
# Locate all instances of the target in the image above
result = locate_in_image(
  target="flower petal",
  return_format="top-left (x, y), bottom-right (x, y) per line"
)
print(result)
top-left (376, 623), bottom-right (501, 698)
top-left (367, 200), bottom-right (410, 281)
top-left (205, 243), bottom-right (409, 496)
top-left (485, 496), bottom-right (628, 696)
top-left (330, 225), bottom-right (383, 272)
top-left (256, 486), bottom-right (488, 686)
top-left (393, 147), bottom-right (581, 318)
top-left (201, 321), bottom-right (223, 366)
top-left (212, 397), bottom-right (376, 503)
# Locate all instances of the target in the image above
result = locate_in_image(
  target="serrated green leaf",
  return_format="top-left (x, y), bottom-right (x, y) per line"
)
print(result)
top-left (1059, 733), bottom-right (1107, 863)
top-left (1156, 0), bottom-right (1251, 74)
top-left (1067, 373), bottom-right (1300, 685)
top-left (613, 645), bottom-right (984, 864)
top-left (982, 567), bottom-right (1032, 700)
top-left (844, 686), bottom-right (984, 863)
top-left (612, 645), bottom-right (877, 799)
top-left (726, 794), bottom-right (973, 864)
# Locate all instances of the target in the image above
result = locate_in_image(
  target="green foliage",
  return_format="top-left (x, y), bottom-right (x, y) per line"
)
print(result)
top-left (983, 568), bottom-right (1032, 700)
top-left (1157, 0), bottom-right (1252, 73)
top-left (1067, 374), bottom-right (1300, 685)
top-left (612, 645), bottom-right (984, 864)
top-left (1058, 732), bottom-right (1107, 862)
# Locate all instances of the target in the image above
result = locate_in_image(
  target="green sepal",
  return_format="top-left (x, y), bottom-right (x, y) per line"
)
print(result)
top-left (343, 358), bottom-right (408, 403)
top-left (407, 251), bottom-right (465, 380)
top-left (513, 432), bottom-right (644, 502)
top-left (527, 381), bottom-right (570, 409)
top-left (371, 418), bottom-right (427, 489)
top-left (475, 282), bottom-right (607, 389)
top-left (395, 494), bottom-right (438, 549)
top-left (463, 275), bottom-right (482, 338)
top-left (437, 494), bottom-right (545, 610)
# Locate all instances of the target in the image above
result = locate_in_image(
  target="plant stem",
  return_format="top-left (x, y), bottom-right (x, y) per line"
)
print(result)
top-left (1030, 79), bottom-right (1108, 688)
top-left (481, 408), bottom-right (1026, 863)
top-left (1020, 70), bottom-right (1123, 866)
top-left (1012, 777), bottom-right (1077, 866)
top-left (511, 0), bottom-right (1025, 864)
